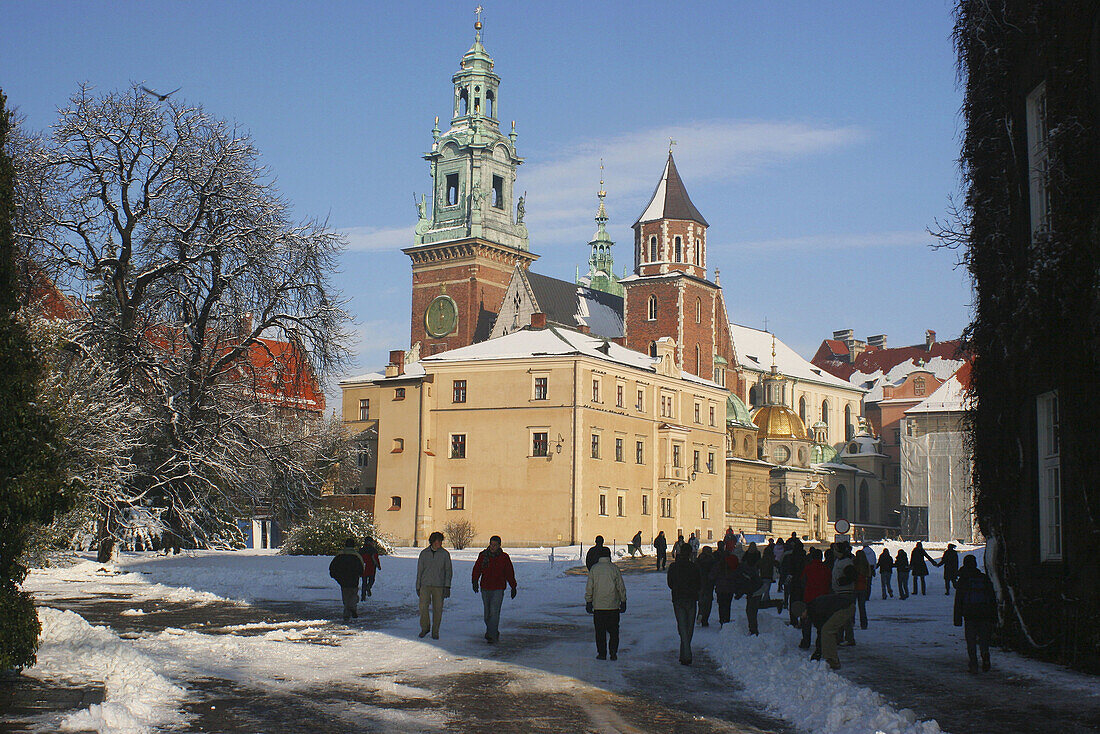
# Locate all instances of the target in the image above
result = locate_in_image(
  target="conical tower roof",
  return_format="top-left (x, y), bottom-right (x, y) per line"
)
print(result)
top-left (634, 152), bottom-right (708, 227)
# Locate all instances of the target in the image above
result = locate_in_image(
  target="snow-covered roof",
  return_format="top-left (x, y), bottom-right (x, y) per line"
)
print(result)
top-left (905, 366), bottom-right (970, 415)
top-left (852, 356), bottom-right (965, 403)
top-left (729, 323), bottom-right (860, 392)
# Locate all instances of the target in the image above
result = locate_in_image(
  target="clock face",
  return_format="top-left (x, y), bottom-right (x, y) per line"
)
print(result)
top-left (425, 295), bottom-right (458, 338)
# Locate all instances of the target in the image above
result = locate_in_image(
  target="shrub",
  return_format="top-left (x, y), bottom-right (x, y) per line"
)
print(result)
top-left (279, 508), bottom-right (390, 556)
top-left (0, 585), bottom-right (40, 672)
top-left (443, 519), bottom-right (476, 550)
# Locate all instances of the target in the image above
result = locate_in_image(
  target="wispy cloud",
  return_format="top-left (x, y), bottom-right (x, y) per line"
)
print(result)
top-left (340, 225), bottom-right (414, 252)
top-left (720, 230), bottom-right (933, 253)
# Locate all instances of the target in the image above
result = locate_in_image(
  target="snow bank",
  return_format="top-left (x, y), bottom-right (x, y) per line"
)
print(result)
top-left (711, 627), bottom-right (941, 734)
top-left (31, 607), bottom-right (187, 734)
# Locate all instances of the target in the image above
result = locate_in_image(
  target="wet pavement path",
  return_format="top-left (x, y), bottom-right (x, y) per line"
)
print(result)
top-left (4, 583), bottom-right (793, 734)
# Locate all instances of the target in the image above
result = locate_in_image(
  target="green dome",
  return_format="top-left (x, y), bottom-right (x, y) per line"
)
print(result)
top-left (727, 394), bottom-right (756, 428)
top-left (810, 442), bottom-right (839, 464)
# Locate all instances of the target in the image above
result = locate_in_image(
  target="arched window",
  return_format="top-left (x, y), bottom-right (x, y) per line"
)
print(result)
top-left (799, 396), bottom-right (807, 424)
top-left (743, 436), bottom-right (752, 457)
top-left (459, 88), bottom-right (469, 115)
top-left (674, 236), bottom-right (682, 262)
top-left (649, 341), bottom-right (658, 357)
top-left (749, 384), bottom-right (760, 406)
top-left (821, 399), bottom-right (830, 425)
top-left (858, 481), bottom-right (870, 523)
top-left (486, 90), bottom-right (495, 117)
top-left (694, 345), bottom-right (701, 375)
top-left (649, 236), bottom-right (658, 262)
top-left (695, 297), bottom-right (701, 324)
top-left (694, 240), bottom-right (699, 265)
top-left (473, 86), bottom-right (481, 114)
top-left (835, 484), bottom-right (847, 520)
top-left (844, 404), bottom-right (854, 440)
top-left (647, 295), bottom-right (657, 320)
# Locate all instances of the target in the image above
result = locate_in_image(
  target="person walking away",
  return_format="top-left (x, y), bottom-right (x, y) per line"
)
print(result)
top-left (629, 530), bottom-right (645, 558)
top-left (799, 547), bottom-right (831, 649)
top-left (798, 592), bottom-right (856, 670)
top-left (585, 535), bottom-right (605, 570)
top-left (329, 539), bottom-right (365, 621)
top-left (688, 532), bottom-right (700, 559)
top-left (654, 530), bottom-right (668, 570)
top-left (935, 543), bottom-right (960, 594)
top-left (359, 538), bottom-right (381, 600)
top-left (877, 548), bottom-right (895, 599)
top-left (910, 541), bottom-right (932, 595)
top-left (723, 527), bottom-right (736, 549)
top-left (782, 544), bottom-right (807, 625)
top-left (853, 545), bottom-right (872, 630)
top-left (710, 542), bottom-right (740, 627)
top-left (585, 546), bottom-right (627, 660)
top-left (672, 534), bottom-right (685, 561)
top-left (861, 543), bottom-right (876, 597)
top-left (773, 538), bottom-right (787, 592)
top-left (416, 531), bottom-right (453, 639)
top-left (954, 555), bottom-right (996, 673)
top-left (472, 535), bottom-right (517, 643)
top-left (667, 545), bottom-right (702, 664)
top-left (695, 546), bottom-right (717, 626)
top-left (742, 542), bottom-right (761, 568)
top-left (743, 555), bottom-right (783, 635)
top-left (895, 549), bottom-right (911, 600)
top-left (758, 541), bottom-right (777, 601)
top-left (831, 542), bottom-right (857, 645)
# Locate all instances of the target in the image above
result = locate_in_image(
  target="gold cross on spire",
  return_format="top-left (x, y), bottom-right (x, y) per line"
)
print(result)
top-left (669, 137), bottom-right (678, 153)
top-left (475, 5), bottom-right (483, 23)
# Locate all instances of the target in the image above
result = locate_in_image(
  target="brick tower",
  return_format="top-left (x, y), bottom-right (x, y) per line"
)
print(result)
top-left (403, 17), bottom-right (537, 355)
top-left (622, 152), bottom-right (737, 387)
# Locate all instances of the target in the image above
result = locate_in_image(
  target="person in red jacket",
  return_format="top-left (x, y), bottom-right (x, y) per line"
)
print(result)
top-left (359, 538), bottom-right (382, 601)
top-left (799, 547), bottom-right (831, 649)
top-left (472, 535), bottom-right (518, 643)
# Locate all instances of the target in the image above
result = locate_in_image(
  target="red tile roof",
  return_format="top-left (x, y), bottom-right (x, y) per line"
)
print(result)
top-left (811, 338), bottom-right (965, 381)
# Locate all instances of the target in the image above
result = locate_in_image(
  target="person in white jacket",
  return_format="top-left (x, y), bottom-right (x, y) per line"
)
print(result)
top-left (584, 547), bottom-right (627, 660)
top-left (416, 531), bottom-right (452, 639)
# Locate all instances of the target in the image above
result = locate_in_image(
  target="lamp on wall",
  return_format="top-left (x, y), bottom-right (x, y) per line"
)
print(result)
top-left (555, 434), bottom-right (564, 454)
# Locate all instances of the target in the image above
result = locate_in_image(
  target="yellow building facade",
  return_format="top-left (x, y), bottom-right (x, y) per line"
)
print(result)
top-left (340, 329), bottom-right (728, 548)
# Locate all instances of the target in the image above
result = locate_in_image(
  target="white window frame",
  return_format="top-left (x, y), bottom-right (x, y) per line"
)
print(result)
top-left (1037, 391), bottom-right (1062, 561)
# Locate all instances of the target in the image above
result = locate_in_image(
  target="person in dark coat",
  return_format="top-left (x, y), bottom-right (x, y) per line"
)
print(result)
top-left (667, 545), bottom-right (702, 664)
top-left (797, 592), bottom-right (856, 670)
top-left (710, 543), bottom-right (741, 627)
top-left (585, 535), bottom-right (605, 570)
top-left (654, 531), bottom-right (668, 570)
top-left (695, 545), bottom-right (717, 626)
top-left (894, 549), bottom-right (911, 600)
top-left (877, 548), bottom-right (895, 599)
top-left (472, 535), bottom-right (518, 643)
top-left (329, 539), bottom-right (365, 621)
top-left (758, 542), bottom-right (777, 601)
top-left (781, 543), bottom-right (807, 626)
top-left (934, 543), bottom-right (960, 594)
top-left (742, 542), bottom-right (761, 568)
top-left (672, 533), bottom-right (686, 560)
top-left (953, 555), bottom-right (996, 673)
top-left (629, 530), bottom-right (645, 558)
top-left (910, 542), bottom-right (932, 595)
top-left (359, 538), bottom-right (382, 600)
top-left (743, 555), bottom-right (783, 635)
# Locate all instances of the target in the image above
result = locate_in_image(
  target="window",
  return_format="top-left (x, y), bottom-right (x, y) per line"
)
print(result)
top-left (450, 486), bottom-right (465, 510)
top-left (799, 396), bottom-right (807, 424)
top-left (913, 376), bottom-right (926, 397)
top-left (616, 384), bottom-right (624, 408)
top-left (695, 297), bottom-right (701, 324)
top-left (615, 438), bottom-right (624, 462)
top-left (450, 434), bottom-right (466, 459)
top-left (534, 376), bottom-right (548, 400)
top-left (709, 405), bottom-right (716, 426)
top-left (649, 235), bottom-right (658, 261)
top-left (636, 440), bottom-right (644, 464)
top-left (532, 431), bottom-right (549, 457)
top-left (486, 89), bottom-right (495, 117)
top-left (660, 497), bottom-right (673, 518)
top-left (674, 236), bottom-right (682, 261)
top-left (390, 496), bottom-right (402, 510)
top-left (1027, 82), bottom-right (1051, 237)
top-left (649, 342), bottom-right (658, 358)
top-left (694, 402), bottom-right (701, 423)
top-left (647, 295), bottom-right (657, 321)
top-left (707, 451), bottom-right (715, 473)
top-left (660, 393), bottom-right (675, 419)
top-left (357, 448), bottom-right (369, 467)
top-left (592, 378), bottom-right (601, 403)
top-left (636, 389), bottom-right (645, 412)
top-left (452, 379), bottom-right (466, 403)
top-left (672, 444), bottom-right (682, 468)
top-left (394, 387), bottom-right (406, 400)
top-left (446, 173), bottom-right (459, 206)
top-left (858, 481), bottom-right (869, 523)
top-left (392, 438), bottom-right (404, 453)
top-left (599, 493), bottom-right (608, 516)
top-left (701, 498), bottom-right (709, 519)
top-left (591, 433), bottom-right (601, 459)
top-left (617, 495), bottom-right (625, 517)
top-left (1037, 391), bottom-right (1061, 560)
top-left (693, 450), bottom-right (701, 473)
top-left (358, 399), bottom-right (370, 421)
top-left (641, 494), bottom-right (650, 515)
top-left (491, 175), bottom-right (504, 209)
top-left (845, 404), bottom-right (854, 440)
top-left (821, 400), bottom-right (829, 425)
top-left (835, 484), bottom-right (847, 520)
top-left (893, 428), bottom-right (901, 446)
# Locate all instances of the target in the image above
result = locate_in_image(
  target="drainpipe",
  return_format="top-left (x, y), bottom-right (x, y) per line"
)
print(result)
top-left (412, 379), bottom-right (425, 547)
top-left (570, 360), bottom-right (579, 545)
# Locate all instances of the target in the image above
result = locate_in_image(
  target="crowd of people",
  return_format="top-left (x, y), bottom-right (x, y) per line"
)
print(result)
top-left (327, 529), bottom-right (994, 675)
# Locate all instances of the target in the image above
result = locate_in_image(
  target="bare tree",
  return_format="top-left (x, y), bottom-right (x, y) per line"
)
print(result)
top-left (443, 519), bottom-right (477, 551)
top-left (21, 85), bottom-right (349, 558)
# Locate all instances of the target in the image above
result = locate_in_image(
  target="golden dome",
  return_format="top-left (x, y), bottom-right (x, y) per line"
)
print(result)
top-left (751, 404), bottom-right (808, 440)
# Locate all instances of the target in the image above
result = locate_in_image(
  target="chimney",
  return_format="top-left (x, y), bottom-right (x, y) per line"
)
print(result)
top-left (833, 329), bottom-right (854, 341)
top-left (925, 330), bottom-right (936, 350)
top-left (530, 312), bottom-right (547, 329)
top-left (576, 324), bottom-right (591, 335)
top-left (867, 334), bottom-right (887, 349)
top-left (385, 350), bottom-right (405, 378)
top-left (883, 384), bottom-right (895, 399)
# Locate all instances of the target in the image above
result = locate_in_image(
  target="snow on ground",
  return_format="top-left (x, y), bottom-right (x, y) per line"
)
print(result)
top-left (19, 541), bottom-right (1093, 733)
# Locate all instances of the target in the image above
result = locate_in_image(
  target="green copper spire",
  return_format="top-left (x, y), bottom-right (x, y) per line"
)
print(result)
top-left (578, 163), bottom-right (624, 297)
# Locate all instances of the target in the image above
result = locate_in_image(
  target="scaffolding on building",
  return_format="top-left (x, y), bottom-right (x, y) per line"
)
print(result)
top-left (900, 431), bottom-right (978, 543)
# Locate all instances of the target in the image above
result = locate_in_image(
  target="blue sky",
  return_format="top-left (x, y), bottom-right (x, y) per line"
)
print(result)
top-left (4, 1), bottom-right (970, 389)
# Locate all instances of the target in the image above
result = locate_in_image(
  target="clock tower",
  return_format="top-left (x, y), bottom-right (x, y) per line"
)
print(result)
top-left (404, 16), bottom-right (538, 354)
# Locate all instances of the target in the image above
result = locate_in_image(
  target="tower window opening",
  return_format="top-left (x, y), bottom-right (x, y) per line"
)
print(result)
top-left (486, 90), bottom-right (495, 117)
top-left (492, 175), bottom-right (504, 209)
top-left (459, 88), bottom-right (469, 116)
top-left (675, 236), bottom-right (682, 262)
top-left (695, 297), bottom-right (701, 324)
top-left (446, 173), bottom-right (459, 206)
top-left (649, 236), bottom-right (658, 262)
top-left (649, 342), bottom-right (657, 358)
top-left (473, 86), bottom-right (481, 113)
top-left (647, 295), bottom-right (657, 321)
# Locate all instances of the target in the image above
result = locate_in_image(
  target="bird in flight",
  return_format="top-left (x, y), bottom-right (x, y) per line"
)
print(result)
top-left (141, 86), bottom-right (180, 101)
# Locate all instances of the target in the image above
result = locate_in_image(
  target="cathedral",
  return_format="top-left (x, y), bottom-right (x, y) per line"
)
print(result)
top-left (340, 20), bottom-right (893, 545)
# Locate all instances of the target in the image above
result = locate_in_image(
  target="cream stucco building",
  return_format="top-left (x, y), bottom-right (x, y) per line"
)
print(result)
top-left (340, 327), bottom-right (727, 548)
